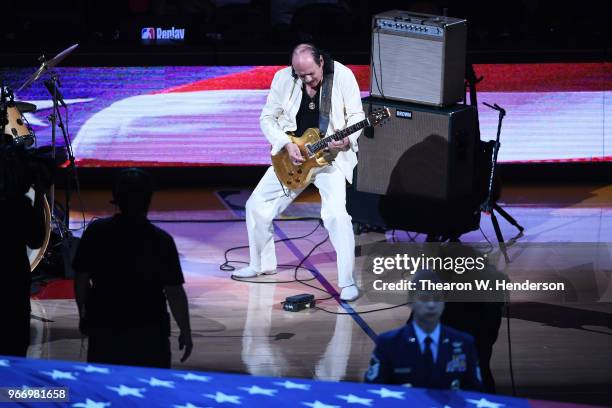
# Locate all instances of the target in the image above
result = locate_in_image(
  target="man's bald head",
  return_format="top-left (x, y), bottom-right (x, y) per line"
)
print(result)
top-left (291, 43), bottom-right (324, 88)
top-left (292, 43), bottom-right (321, 65)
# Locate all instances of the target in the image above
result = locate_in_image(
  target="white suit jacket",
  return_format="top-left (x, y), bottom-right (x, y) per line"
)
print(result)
top-left (260, 61), bottom-right (365, 184)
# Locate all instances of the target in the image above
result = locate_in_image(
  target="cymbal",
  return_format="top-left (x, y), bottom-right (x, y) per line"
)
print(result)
top-left (13, 101), bottom-right (37, 113)
top-left (17, 43), bottom-right (79, 92)
top-left (46, 43), bottom-right (79, 69)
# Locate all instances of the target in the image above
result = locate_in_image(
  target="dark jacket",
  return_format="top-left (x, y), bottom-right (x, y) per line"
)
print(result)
top-left (364, 323), bottom-right (483, 391)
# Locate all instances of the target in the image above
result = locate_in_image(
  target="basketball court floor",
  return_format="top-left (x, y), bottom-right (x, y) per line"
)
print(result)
top-left (24, 183), bottom-right (612, 406)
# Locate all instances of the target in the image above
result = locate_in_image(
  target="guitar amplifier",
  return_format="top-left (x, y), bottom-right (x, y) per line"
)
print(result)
top-left (357, 97), bottom-right (479, 201)
top-left (370, 10), bottom-right (467, 106)
top-left (348, 97), bottom-right (482, 235)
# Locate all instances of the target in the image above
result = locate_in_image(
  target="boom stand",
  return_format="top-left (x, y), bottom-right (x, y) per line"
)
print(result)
top-left (45, 72), bottom-right (78, 231)
top-left (481, 102), bottom-right (524, 263)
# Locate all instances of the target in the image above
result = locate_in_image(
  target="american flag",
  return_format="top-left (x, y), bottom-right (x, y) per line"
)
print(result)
top-left (0, 355), bottom-right (586, 408)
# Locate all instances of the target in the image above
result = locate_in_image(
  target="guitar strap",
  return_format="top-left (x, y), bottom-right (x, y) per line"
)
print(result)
top-left (318, 59), bottom-right (334, 136)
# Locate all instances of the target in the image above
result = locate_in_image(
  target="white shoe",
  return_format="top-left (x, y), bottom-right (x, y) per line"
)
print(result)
top-left (232, 266), bottom-right (277, 278)
top-left (340, 285), bottom-right (359, 302)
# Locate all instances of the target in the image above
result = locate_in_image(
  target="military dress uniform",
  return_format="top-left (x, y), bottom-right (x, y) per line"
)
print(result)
top-left (365, 322), bottom-right (483, 391)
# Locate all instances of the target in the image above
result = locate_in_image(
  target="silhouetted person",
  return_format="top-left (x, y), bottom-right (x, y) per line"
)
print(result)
top-left (73, 168), bottom-right (192, 368)
top-left (0, 147), bottom-right (47, 356)
top-left (365, 270), bottom-right (483, 391)
top-left (442, 302), bottom-right (502, 393)
top-left (438, 244), bottom-right (504, 394)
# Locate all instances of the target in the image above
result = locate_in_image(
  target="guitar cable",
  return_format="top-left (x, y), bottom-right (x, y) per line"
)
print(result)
top-left (371, 29), bottom-right (386, 99)
top-left (224, 218), bottom-right (333, 301)
top-left (278, 176), bottom-right (291, 198)
top-left (224, 219), bottom-right (422, 314)
top-left (221, 219), bottom-right (324, 279)
top-left (81, 214), bottom-right (411, 314)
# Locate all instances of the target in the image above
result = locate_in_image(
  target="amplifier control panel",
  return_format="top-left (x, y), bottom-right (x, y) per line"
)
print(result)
top-left (375, 19), bottom-right (443, 37)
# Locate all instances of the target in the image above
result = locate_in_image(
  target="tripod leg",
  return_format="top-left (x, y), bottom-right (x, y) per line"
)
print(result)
top-left (490, 211), bottom-right (510, 263)
top-left (493, 204), bottom-right (524, 232)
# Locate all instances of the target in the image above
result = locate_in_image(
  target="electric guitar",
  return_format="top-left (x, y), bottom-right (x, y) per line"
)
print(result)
top-left (271, 108), bottom-right (390, 190)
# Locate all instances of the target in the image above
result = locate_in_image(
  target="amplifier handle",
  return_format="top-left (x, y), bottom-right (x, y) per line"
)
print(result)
top-left (395, 11), bottom-right (441, 20)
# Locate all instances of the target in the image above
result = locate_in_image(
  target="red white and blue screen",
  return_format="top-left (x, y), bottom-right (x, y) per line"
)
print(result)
top-left (3, 63), bottom-right (610, 166)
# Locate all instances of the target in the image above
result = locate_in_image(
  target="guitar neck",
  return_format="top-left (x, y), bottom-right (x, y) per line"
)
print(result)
top-left (311, 118), bottom-right (370, 153)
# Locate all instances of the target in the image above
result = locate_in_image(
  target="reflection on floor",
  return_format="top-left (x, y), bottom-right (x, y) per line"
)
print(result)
top-left (28, 184), bottom-right (612, 405)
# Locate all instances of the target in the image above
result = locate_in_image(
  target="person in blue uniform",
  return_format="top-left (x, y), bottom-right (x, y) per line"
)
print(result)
top-left (364, 271), bottom-right (483, 391)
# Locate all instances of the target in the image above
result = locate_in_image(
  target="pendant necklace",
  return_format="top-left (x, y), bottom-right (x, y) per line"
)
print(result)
top-left (306, 86), bottom-right (317, 110)
top-left (308, 98), bottom-right (316, 110)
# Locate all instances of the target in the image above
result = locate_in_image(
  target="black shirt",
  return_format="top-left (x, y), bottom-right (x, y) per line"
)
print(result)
top-left (0, 195), bottom-right (46, 299)
top-left (73, 214), bottom-right (184, 332)
top-left (295, 85), bottom-right (320, 137)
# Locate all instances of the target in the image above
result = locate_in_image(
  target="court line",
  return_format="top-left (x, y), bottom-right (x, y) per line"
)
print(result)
top-left (273, 223), bottom-right (378, 342)
top-left (215, 190), bottom-right (379, 341)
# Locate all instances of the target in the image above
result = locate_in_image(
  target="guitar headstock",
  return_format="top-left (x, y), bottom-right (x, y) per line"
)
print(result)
top-left (367, 107), bottom-right (391, 127)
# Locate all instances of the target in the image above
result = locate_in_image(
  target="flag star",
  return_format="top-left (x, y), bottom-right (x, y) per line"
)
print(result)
top-left (368, 387), bottom-right (405, 399)
top-left (274, 380), bottom-right (311, 390)
top-left (107, 385), bottom-right (146, 398)
top-left (75, 365), bottom-right (110, 374)
top-left (174, 404), bottom-right (210, 408)
top-left (204, 392), bottom-right (241, 404)
top-left (239, 385), bottom-right (278, 396)
top-left (174, 373), bottom-right (213, 382)
top-left (41, 369), bottom-right (78, 380)
top-left (0, 360), bottom-right (9, 367)
top-left (138, 377), bottom-right (175, 388)
top-left (466, 398), bottom-right (505, 408)
top-left (302, 401), bottom-right (340, 408)
top-left (204, 391), bottom-right (241, 405)
top-left (72, 399), bottom-right (111, 408)
top-left (336, 394), bottom-right (373, 406)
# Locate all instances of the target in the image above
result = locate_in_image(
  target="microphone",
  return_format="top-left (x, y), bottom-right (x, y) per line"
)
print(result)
top-left (43, 80), bottom-right (67, 107)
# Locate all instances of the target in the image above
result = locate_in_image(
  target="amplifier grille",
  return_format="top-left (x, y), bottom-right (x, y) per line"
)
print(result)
top-left (370, 11), bottom-right (467, 106)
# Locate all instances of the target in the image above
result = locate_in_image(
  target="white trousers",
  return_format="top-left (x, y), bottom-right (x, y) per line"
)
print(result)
top-left (245, 165), bottom-right (355, 288)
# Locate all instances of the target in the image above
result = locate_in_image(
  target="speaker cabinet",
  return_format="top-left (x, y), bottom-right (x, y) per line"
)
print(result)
top-left (370, 10), bottom-right (466, 106)
top-left (347, 187), bottom-right (481, 236)
top-left (357, 97), bottom-right (479, 201)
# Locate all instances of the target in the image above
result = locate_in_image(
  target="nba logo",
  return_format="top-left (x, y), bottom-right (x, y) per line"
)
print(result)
top-left (141, 27), bottom-right (155, 40)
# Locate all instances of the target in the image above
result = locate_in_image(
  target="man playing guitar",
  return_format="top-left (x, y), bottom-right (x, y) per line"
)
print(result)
top-left (232, 43), bottom-right (364, 302)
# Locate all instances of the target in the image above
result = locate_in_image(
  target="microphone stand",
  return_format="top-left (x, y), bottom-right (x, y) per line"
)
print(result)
top-left (45, 72), bottom-right (77, 231)
top-left (480, 102), bottom-right (524, 263)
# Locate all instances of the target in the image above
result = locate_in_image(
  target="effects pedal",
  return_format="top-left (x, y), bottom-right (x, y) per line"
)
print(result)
top-left (282, 294), bottom-right (316, 312)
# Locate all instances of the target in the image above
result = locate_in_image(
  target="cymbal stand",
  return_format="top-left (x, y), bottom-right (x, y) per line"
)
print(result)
top-left (45, 72), bottom-right (73, 238)
top-left (47, 74), bottom-right (78, 230)
top-left (47, 73), bottom-right (58, 220)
